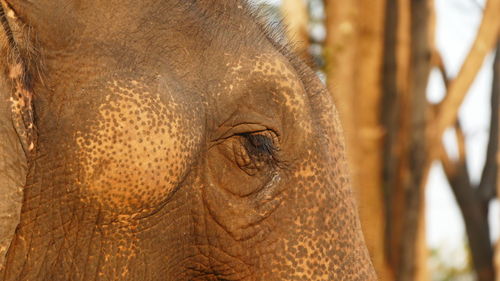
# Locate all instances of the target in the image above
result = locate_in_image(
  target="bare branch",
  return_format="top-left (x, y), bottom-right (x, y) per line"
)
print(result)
top-left (429, 0), bottom-right (500, 160)
top-left (455, 121), bottom-right (467, 164)
top-left (434, 57), bottom-right (495, 279)
top-left (431, 50), bottom-right (450, 88)
top-left (478, 40), bottom-right (499, 201)
top-left (439, 141), bottom-right (457, 178)
top-left (439, 121), bottom-right (468, 178)
top-left (440, 120), bottom-right (494, 281)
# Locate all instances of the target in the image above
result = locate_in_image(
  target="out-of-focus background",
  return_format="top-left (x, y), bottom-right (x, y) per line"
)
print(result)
top-left (249, 0), bottom-right (500, 280)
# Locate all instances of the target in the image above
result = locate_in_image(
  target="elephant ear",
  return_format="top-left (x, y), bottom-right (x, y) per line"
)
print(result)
top-left (0, 69), bottom-right (26, 272)
top-left (0, 1), bottom-right (29, 271)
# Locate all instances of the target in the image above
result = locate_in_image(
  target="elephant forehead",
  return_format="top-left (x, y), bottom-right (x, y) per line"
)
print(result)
top-left (227, 54), bottom-right (307, 106)
top-left (73, 79), bottom-right (199, 217)
top-left (253, 57), bottom-right (306, 104)
top-left (215, 53), bottom-right (312, 134)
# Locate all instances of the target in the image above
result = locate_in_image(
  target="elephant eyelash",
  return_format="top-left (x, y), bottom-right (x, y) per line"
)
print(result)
top-left (239, 132), bottom-right (280, 165)
top-left (244, 133), bottom-right (275, 153)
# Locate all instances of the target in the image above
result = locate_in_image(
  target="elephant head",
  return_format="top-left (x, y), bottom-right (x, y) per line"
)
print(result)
top-left (0, 0), bottom-right (377, 280)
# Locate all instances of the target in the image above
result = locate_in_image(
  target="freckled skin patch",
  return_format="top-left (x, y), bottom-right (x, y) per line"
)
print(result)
top-left (1, 1), bottom-right (377, 280)
top-left (75, 79), bottom-right (190, 216)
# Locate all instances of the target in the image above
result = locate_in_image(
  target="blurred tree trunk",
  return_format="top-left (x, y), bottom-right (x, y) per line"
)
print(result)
top-left (354, 1), bottom-right (390, 278)
top-left (324, 0), bottom-right (357, 146)
top-left (382, 0), bottom-right (409, 279)
top-left (380, 0), bottom-right (433, 280)
top-left (325, 0), bottom-right (432, 280)
top-left (280, 0), bottom-right (311, 62)
top-left (324, 0), bottom-right (391, 279)
top-left (397, 1), bottom-right (433, 280)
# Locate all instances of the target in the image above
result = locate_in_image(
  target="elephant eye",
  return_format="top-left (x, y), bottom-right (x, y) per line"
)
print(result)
top-left (242, 132), bottom-right (276, 157)
top-left (233, 130), bottom-right (280, 175)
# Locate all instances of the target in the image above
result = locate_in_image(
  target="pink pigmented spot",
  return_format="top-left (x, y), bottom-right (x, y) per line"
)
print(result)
top-left (7, 63), bottom-right (37, 155)
top-left (6, 8), bottom-right (17, 19)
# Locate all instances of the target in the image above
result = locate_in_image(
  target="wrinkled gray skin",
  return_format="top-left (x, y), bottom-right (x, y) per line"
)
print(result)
top-left (0, 0), bottom-right (377, 280)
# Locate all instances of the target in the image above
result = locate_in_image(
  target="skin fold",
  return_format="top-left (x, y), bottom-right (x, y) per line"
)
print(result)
top-left (0, 0), bottom-right (377, 280)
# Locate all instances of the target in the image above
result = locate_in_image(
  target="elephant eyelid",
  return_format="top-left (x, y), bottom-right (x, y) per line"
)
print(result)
top-left (210, 121), bottom-right (281, 147)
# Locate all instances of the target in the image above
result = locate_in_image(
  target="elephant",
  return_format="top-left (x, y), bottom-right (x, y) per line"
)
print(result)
top-left (0, 0), bottom-right (377, 280)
